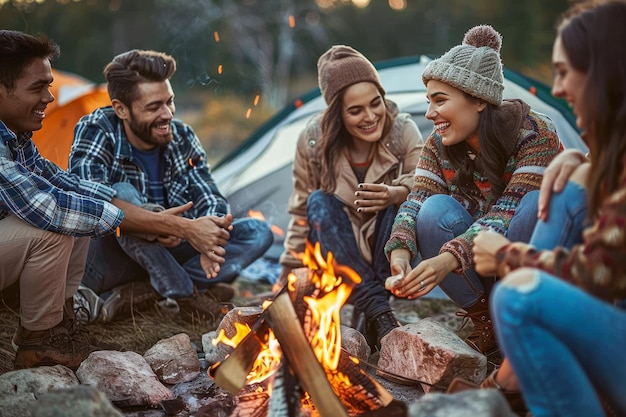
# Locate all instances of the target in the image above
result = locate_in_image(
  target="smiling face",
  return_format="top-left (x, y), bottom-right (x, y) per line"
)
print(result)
top-left (551, 34), bottom-right (588, 131)
top-left (341, 81), bottom-right (386, 145)
top-left (425, 79), bottom-right (486, 147)
top-left (0, 57), bottom-right (55, 134)
top-left (113, 80), bottom-right (175, 150)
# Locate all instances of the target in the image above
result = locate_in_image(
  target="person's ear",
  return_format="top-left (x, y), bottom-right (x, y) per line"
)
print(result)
top-left (477, 100), bottom-right (487, 113)
top-left (111, 99), bottom-right (129, 120)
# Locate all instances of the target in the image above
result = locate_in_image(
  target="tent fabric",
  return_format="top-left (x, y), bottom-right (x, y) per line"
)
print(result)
top-left (213, 55), bottom-right (586, 264)
top-left (32, 69), bottom-right (110, 170)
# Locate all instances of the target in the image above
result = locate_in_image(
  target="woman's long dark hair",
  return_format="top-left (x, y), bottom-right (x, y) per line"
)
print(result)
top-left (444, 94), bottom-right (518, 206)
top-left (559, 1), bottom-right (626, 218)
top-left (318, 87), bottom-right (395, 193)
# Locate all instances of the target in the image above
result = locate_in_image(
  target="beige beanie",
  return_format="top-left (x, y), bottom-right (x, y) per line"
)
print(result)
top-left (422, 25), bottom-right (505, 106)
top-left (317, 45), bottom-right (385, 105)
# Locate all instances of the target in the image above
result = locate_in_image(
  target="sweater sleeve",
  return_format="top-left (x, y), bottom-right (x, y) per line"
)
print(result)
top-left (384, 134), bottom-right (448, 258)
top-left (442, 112), bottom-right (562, 274)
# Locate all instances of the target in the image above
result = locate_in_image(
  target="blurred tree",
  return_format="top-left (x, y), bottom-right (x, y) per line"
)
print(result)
top-left (155, 0), bottom-right (330, 109)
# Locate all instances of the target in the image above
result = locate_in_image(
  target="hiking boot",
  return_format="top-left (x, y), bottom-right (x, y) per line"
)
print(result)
top-left (12, 298), bottom-right (123, 353)
top-left (352, 307), bottom-right (400, 351)
top-left (457, 296), bottom-right (499, 356)
top-left (156, 297), bottom-right (180, 316)
top-left (176, 289), bottom-right (225, 323)
top-left (100, 281), bottom-right (158, 321)
top-left (367, 311), bottom-right (400, 350)
top-left (13, 324), bottom-right (93, 370)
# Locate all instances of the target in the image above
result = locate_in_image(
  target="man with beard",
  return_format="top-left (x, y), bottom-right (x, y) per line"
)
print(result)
top-left (69, 50), bottom-right (273, 323)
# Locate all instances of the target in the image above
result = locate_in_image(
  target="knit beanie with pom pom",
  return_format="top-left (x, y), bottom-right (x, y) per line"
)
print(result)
top-left (422, 25), bottom-right (505, 106)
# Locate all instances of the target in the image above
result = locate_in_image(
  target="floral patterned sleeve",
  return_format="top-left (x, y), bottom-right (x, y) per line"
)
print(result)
top-left (495, 180), bottom-right (626, 302)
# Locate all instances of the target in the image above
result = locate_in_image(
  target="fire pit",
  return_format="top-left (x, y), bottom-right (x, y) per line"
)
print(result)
top-left (209, 241), bottom-right (396, 417)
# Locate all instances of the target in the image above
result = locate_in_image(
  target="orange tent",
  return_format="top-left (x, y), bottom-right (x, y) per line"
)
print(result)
top-left (32, 69), bottom-right (111, 170)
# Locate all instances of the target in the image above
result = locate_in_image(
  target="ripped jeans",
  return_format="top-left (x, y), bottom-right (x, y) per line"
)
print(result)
top-left (82, 183), bottom-right (273, 299)
top-left (491, 181), bottom-right (626, 417)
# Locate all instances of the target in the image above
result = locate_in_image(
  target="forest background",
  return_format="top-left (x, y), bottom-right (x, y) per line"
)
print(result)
top-left (0, 0), bottom-right (573, 165)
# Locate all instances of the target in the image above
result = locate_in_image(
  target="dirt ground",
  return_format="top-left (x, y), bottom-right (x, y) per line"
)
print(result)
top-left (0, 278), bottom-right (461, 375)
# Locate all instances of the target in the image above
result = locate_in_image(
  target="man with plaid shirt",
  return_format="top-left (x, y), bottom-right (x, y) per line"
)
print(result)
top-left (69, 50), bottom-right (272, 322)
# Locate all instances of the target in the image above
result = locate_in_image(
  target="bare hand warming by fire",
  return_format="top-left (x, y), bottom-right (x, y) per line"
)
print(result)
top-left (353, 182), bottom-right (409, 213)
top-left (389, 250), bottom-right (458, 299)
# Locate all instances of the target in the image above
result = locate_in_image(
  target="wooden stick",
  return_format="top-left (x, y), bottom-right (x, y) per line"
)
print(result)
top-left (267, 291), bottom-right (349, 417)
top-left (211, 317), bottom-right (270, 395)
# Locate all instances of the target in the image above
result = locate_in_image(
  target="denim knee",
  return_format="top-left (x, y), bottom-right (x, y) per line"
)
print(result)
top-left (112, 183), bottom-right (144, 205)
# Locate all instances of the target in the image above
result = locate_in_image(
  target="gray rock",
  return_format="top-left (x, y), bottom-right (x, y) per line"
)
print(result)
top-left (144, 333), bottom-right (200, 384)
top-left (76, 351), bottom-right (173, 408)
top-left (408, 389), bottom-right (517, 417)
top-left (31, 385), bottom-right (123, 417)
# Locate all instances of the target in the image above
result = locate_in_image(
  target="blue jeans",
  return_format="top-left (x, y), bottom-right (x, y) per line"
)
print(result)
top-left (493, 272), bottom-right (626, 417)
top-left (82, 183), bottom-right (273, 298)
top-left (416, 191), bottom-right (539, 308)
top-left (307, 191), bottom-right (396, 320)
top-left (529, 181), bottom-right (588, 251)
top-left (491, 182), bottom-right (626, 416)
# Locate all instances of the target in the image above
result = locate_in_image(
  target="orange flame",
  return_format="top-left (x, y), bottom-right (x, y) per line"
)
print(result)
top-left (215, 241), bottom-right (361, 389)
top-left (301, 241), bottom-right (361, 371)
top-left (213, 321), bottom-right (282, 384)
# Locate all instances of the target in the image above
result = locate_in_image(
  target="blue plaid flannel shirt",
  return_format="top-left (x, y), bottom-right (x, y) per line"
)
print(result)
top-left (69, 107), bottom-right (229, 218)
top-left (0, 121), bottom-right (123, 237)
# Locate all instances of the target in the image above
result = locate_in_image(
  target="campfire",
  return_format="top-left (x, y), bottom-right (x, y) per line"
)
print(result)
top-left (209, 241), bottom-right (394, 417)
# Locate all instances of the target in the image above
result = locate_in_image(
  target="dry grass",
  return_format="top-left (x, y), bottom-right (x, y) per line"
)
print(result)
top-left (0, 279), bottom-right (274, 375)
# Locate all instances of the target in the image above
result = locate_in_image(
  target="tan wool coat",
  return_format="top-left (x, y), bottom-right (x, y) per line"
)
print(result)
top-left (280, 102), bottom-right (424, 268)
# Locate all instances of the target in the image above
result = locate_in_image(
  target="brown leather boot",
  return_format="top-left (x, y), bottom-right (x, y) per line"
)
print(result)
top-left (14, 323), bottom-right (92, 370)
top-left (457, 295), bottom-right (499, 356)
top-left (62, 298), bottom-right (123, 351)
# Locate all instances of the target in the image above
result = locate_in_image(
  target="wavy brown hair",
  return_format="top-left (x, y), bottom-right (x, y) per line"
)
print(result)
top-left (558, 0), bottom-right (626, 217)
top-left (104, 49), bottom-right (176, 106)
top-left (318, 87), bottom-right (394, 193)
top-left (444, 93), bottom-right (518, 206)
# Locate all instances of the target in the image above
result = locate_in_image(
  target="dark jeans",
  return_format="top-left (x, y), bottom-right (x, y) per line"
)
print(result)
top-left (307, 190), bottom-right (396, 320)
top-left (416, 191), bottom-right (539, 308)
top-left (82, 183), bottom-right (273, 299)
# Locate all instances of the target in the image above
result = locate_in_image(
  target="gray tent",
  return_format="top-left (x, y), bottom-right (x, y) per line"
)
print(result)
top-left (213, 55), bottom-right (585, 271)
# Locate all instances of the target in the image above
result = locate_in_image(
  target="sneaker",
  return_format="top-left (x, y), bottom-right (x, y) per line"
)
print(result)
top-left (13, 324), bottom-right (93, 370)
top-left (156, 297), bottom-right (180, 316)
top-left (176, 290), bottom-right (224, 323)
top-left (74, 285), bottom-right (104, 324)
top-left (100, 281), bottom-right (157, 321)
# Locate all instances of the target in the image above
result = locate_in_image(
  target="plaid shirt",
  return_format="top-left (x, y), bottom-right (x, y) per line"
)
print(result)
top-left (69, 107), bottom-right (229, 218)
top-left (0, 121), bottom-right (123, 237)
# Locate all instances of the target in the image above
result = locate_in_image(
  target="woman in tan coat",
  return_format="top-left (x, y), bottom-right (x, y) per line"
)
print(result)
top-left (279, 45), bottom-right (423, 350)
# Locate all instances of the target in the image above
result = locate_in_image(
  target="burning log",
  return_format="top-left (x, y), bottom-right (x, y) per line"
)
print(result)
top-left (267, 290), bottom-right (350, 417)
top-left (211, 317), bottom-right (271, 394)
top-left (210, 242), bottom-right (396, 417)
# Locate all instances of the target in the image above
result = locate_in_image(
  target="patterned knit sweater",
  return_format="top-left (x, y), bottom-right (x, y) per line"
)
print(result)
top-left (495, 162), bottom-right (626, 303)
top-left (385, 100), bottom-right (562, 274)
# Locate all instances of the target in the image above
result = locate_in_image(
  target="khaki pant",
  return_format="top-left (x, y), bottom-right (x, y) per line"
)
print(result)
top-left (0, 215), bottom-right (89, 331)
